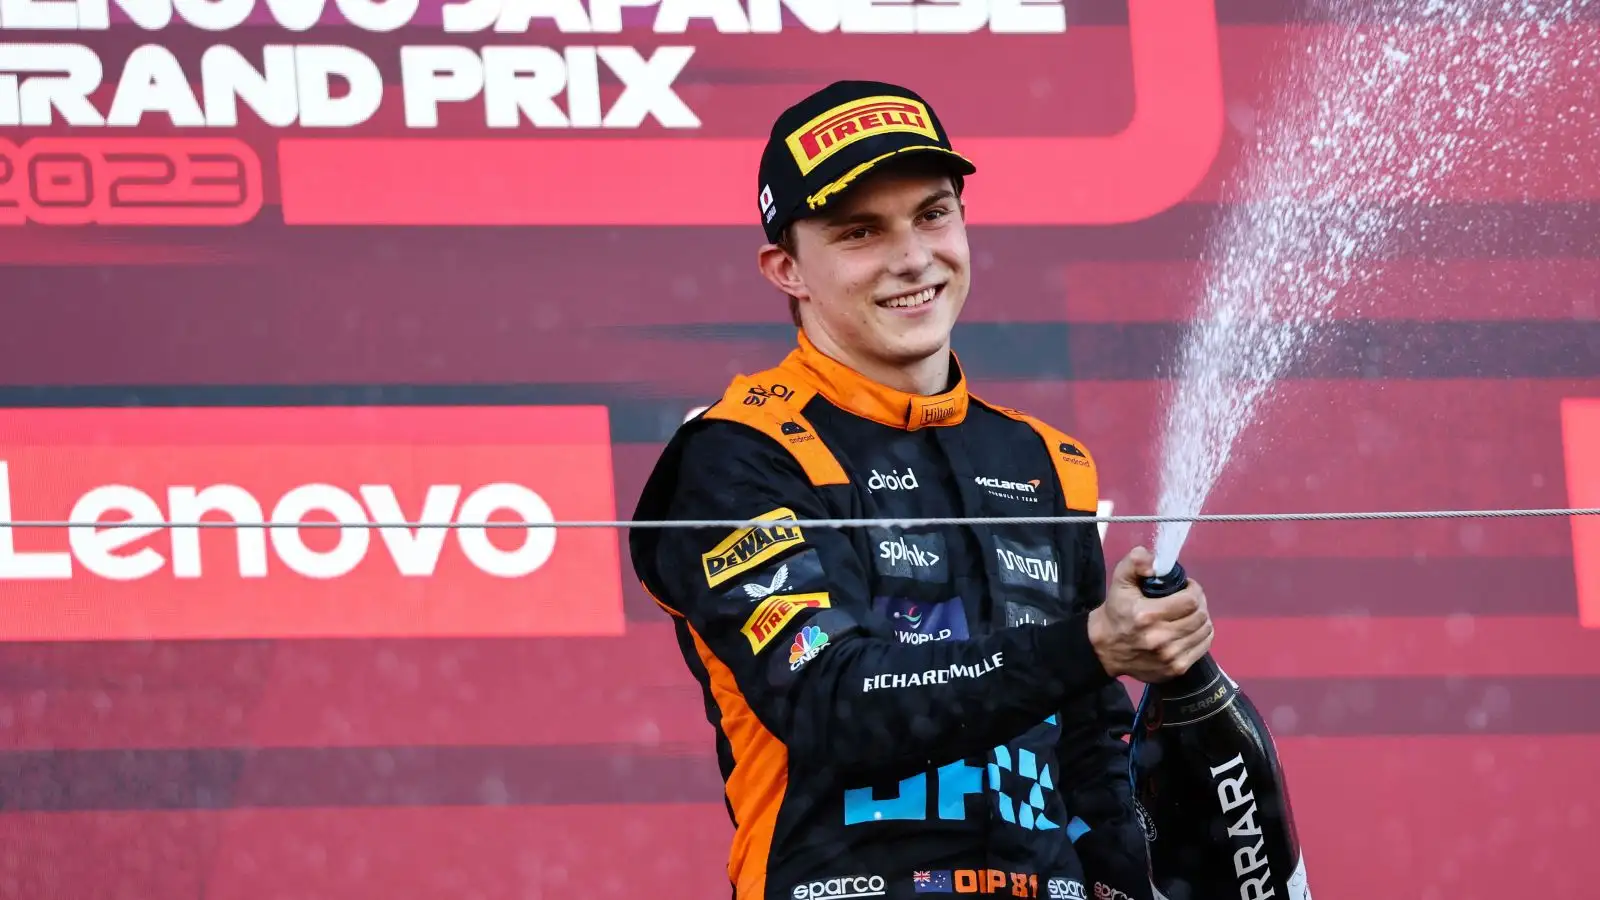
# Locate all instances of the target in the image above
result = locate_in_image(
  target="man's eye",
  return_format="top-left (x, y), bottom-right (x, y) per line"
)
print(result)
top-left (922, 208), bottom-right (948, 221)
top-left (843, 227), bottom-right (871, 240)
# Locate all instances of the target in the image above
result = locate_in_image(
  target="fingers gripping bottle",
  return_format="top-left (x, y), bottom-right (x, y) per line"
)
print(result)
top-left (1127, 561), bottom-right (1311, 900)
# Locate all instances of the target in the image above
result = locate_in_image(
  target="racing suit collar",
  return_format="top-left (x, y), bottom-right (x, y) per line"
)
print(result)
top-left (786, 328), bottom-right (970, 431)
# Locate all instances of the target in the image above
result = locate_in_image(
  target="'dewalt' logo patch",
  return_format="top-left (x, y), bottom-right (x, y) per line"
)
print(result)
top-left (701, 508), bottom-right (806, 588)
top-left (785, 96), bottom-right (940, 175)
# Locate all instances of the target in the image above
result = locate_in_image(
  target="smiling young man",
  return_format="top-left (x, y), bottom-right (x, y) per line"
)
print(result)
top-left (629, 81), bottom-right (1215, 900)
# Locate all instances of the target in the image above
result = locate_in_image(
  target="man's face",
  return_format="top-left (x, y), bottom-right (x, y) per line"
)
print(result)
top-left (763, 162), bottom-right (971, 369)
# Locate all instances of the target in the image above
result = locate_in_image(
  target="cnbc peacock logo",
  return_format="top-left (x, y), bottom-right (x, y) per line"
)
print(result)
top-left (789, 625), bottom-right (830, 671)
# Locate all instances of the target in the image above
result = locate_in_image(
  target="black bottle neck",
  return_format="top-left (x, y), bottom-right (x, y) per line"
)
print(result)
top-left (1161, 653), bottom-right (1225, 698)
top-left (1136, 561), bottom-right (1228, 699)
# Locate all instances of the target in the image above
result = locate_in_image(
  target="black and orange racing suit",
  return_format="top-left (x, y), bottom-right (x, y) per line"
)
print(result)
top-left (629, 331), bottom-right (1155, 900)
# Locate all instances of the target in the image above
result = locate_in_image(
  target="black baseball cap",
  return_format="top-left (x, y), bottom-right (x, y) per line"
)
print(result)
top-left (756, 80), bottom-right (976, 244)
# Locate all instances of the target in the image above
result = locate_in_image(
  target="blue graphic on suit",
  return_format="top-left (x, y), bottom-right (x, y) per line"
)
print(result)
top-left (844, 715), bottom-right (1061, 831)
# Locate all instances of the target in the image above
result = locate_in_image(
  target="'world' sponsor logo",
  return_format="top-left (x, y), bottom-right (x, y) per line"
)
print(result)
top-left (879, 596), bottom-right (970, 642)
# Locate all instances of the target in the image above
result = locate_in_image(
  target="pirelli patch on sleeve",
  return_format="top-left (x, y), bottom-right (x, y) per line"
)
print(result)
top-left (701, 507), bottom-right (807, 588)
top-left (742, 592), bottom-right (831, 652)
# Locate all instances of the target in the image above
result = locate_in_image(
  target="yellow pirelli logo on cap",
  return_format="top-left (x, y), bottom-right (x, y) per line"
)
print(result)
top-left (742, 592), bottom-right (831, 651)
top-left (785, 96), bottom-right (939, 175)
top-left (701, 507), bottom-right (806, 588)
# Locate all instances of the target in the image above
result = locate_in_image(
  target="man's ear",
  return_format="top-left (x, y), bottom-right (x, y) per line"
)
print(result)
top-left (757, 242), bottom-right (809, 300)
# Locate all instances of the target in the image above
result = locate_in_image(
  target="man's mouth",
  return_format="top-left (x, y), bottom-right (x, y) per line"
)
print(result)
top-left (878, 285), bottom-right (941, 310)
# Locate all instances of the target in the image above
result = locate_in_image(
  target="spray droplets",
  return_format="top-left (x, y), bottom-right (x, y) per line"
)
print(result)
top-left (1150, 0), bottom-right (1598, 574)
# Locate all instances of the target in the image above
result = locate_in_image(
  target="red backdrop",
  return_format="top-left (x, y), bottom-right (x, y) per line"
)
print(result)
top-left (2, 1), bottom-right (1599, 897)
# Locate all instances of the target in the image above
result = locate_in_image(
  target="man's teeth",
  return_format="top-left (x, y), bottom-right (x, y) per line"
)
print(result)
top-left (882, 287), bottom-right (937, 309)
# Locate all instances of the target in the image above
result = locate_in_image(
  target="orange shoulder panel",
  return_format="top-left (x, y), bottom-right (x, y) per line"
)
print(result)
top-left (980, 401), bottom-right (1100, 513)
top-left (701, 366), bottom-right (849, 487)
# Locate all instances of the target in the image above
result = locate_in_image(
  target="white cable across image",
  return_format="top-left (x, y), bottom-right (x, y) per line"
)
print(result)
top-left (1, 507), bottom-right (1596, 530)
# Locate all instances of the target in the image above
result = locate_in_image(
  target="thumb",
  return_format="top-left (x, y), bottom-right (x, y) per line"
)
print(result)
top-left (1114, 546), bottom-right (1156, 584)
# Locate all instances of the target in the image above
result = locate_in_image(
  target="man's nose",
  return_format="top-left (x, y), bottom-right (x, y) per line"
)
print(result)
top-left (886, 228), bottom-right (935, 278)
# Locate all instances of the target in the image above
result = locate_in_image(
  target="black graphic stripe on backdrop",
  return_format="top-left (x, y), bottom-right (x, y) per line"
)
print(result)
top-left (0, 676), bottom-right (1593, 812)
top-left (1, 318), bottom-right (1596, 426)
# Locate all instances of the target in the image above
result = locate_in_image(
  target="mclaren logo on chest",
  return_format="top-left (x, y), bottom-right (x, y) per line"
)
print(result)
top-left (976, 476), bottom-right (1040, 495)
top-left (701, 508), bottom-right (805, 588)
top-left (975, 474), bottom-right (1045, 505)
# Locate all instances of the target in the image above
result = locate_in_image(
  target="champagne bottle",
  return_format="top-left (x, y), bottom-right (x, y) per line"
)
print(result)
top-left (1128, 561), bottom-right (1312, 900)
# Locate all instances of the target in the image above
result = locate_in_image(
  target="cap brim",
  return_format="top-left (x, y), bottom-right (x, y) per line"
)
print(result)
top-left (804, 145), bottom-right (977, 212)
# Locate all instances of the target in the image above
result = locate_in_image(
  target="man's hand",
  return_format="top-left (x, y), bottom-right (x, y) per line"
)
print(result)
top-left (1087, 546), bottom-right (1214, 682)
